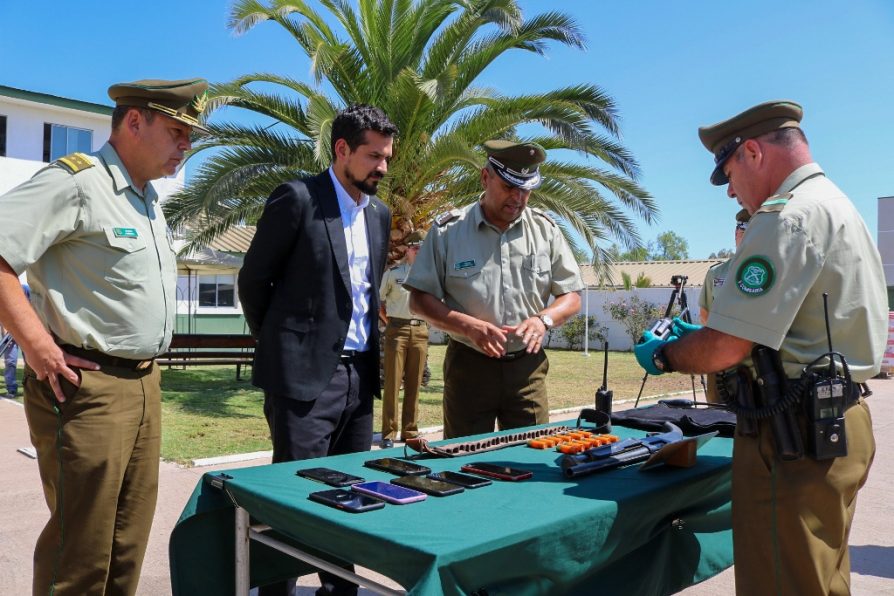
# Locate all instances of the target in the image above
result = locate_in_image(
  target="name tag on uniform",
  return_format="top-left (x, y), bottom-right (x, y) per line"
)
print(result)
top-left (396, 278), bottom-right (405, 284)
top-left (113, 227), bottom-right (139, 239)
top-left (454, 260), bottom-right (475, 271)
top-left (714, 277), bottom-right (725, 287)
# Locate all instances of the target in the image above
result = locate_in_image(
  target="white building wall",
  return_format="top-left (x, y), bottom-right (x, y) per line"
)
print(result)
top-left (0, 95), bottom-right (184, 199)
top-left (878, 196), bottom-right (894, 287)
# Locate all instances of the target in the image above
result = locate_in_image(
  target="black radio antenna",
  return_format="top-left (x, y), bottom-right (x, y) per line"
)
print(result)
top-left (600, 341), bottom-right (609, 390)
top-left (822, 292), bottom-right (835, 377)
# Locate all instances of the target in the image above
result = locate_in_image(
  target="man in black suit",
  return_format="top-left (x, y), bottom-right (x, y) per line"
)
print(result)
top-left (238, 104), bottom-right (396, 596)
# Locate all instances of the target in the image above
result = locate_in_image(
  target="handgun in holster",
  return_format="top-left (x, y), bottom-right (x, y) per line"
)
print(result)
top-left (728, 367), bottom-right (758, 437)
top-left (751, 345), bottom-right (804, 461)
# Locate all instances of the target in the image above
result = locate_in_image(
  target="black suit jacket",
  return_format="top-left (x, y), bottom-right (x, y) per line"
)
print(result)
top-left (238, 171), bottom-right (391, 401)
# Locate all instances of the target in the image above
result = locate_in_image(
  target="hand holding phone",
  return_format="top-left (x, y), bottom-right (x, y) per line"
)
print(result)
top-left (351, 481), bottom-right (427, 504)
top-left (460, 462), bottom-right (533, 481)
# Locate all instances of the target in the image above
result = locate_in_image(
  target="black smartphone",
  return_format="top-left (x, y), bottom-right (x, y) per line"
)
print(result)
top-left (364, 457), bottom-right (432, 476)
top-left (308, 489), bottom-right (385, 513)
top-left (460, 462), bottom-right (533, 481)
top-left (296, 467), bottom-right (365, 487)
top-left (429, 471), bottom-right (493, 489)
top-left (392, 475), bottom-right (465, 497)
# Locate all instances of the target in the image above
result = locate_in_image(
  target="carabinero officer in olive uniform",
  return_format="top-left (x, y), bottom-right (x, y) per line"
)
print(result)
top-left (634, 100), bottom-right (886, 595)
top-left (405, 141), bottom-right (584, 439)
top-left (0, 78), bottom-right (208, 595)
top-left (378, 229), bottom-right (429, 448)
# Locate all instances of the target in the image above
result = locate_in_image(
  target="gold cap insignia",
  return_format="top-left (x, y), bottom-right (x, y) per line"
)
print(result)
top-left (191, 91), bottom-right (208, 114)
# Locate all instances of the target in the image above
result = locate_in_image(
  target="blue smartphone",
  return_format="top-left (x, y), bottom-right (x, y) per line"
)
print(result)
top-left (351, 481), bottom-right (427, 504)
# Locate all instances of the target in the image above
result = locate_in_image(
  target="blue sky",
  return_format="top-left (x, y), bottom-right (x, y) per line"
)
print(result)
top-left (2, 0), bottom-right (892, 258)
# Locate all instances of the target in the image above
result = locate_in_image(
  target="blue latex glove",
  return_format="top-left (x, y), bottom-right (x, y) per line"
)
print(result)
top-left (672, 317), bottom-right (702, 338)
top-left (634, 330), bottom-right (679, 376)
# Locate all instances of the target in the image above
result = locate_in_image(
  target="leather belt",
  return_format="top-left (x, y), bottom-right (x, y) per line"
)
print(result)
top-left (61, 344), bottom-right (155, 371)
top-left (340, 349), bottom-right (370, 362)
top-left (453, 340), bottom-right (528, 362)
top-left (389, 317), bottom-right (427, 327)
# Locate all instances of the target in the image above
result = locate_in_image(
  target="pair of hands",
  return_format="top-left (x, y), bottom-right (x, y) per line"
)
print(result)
top-left (633, 317), bottom-right (701, 376)
top-left (468, 316), bottom-right (548, 358)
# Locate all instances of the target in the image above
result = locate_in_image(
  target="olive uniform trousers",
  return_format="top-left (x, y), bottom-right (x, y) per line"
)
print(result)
top-left (442, 340), bottom-right (549, 439)
top-left (381, 318), bottom-right (428, 441)
top-left (23, 363), bottom-right (161, 596)
top-left (731, 399), bottom-right (875, 595)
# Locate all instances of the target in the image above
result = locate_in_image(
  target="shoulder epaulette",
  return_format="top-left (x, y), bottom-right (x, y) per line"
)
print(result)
top-left (53, 152), bottom-right (94, 175)
top-left (755, 192), bottom-right (792, 215)
top-left (435, 209), bottom-right (462, 227)
top-left (530, 207), bottom-right (556, 226)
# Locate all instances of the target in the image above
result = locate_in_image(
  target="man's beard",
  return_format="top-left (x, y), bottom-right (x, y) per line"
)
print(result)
top-left (348, 170), bottom-right (383, 196)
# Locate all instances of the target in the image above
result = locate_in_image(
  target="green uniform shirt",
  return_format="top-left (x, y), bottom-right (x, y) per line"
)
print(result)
top-left (0, 143), bottom-right (177, 358)
top-left (405, 202), bottom-right (584, 353)
top-left (698, 260), bottom-right (731, 317)
top-left (380, 262), bottom-right (417, 320)
top-left (708, 163), bottom-right (887, 381)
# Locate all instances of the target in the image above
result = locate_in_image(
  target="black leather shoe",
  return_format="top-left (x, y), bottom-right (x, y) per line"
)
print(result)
top-left (380, 439), bottom-right (394, 449)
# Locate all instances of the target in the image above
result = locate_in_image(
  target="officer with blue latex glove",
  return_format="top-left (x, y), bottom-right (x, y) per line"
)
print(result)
top-left (634, 329), bottom-right (680, 376)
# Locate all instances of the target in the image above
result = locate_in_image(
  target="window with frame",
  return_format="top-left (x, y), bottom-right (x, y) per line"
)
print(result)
top-left (198, 274), bottom-right (236, 308)
top-left (42, 123), bottom-right (92, 162)
top-left (0, 115), bottom-right (7, 157)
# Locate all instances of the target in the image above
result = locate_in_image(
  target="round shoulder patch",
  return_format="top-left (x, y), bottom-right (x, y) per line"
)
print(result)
top-left (735, 256), bottom-right (776, 296)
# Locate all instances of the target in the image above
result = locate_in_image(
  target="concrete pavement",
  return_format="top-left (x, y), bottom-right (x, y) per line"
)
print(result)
top-left (1, 381), bottom-right (892, 595)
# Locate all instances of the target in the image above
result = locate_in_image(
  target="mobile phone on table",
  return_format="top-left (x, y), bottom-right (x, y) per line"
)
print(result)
top-left (363, 457), bottom-right (432, 476)
top-left (429, 471), bottom-right (493, 489)
top-left (296, 467), bottom-right (365, 487)
top-left (460, 462), bottom-right (533, 481)
top-left (391, 475), bottom-right (465, 497)
top-left (308, 489), bottom-right (385, 513)
top-left (351, 481), bottom-right (427, 504)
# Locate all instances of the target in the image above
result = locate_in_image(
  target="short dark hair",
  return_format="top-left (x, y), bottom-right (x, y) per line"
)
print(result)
top-left (331, 104), bottom-right (397, 159)
top-left (111, 106), bottom-right (156, 130)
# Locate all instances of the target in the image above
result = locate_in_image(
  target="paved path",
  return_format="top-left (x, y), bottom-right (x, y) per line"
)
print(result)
top-left (1, 382), bottom-right (892, 595)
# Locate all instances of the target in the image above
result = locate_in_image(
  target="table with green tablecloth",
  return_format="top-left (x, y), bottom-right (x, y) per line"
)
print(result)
top-left (170, 422), bottom-right (733, 595)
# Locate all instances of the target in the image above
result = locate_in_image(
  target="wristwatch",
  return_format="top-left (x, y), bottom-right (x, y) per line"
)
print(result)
top-left (652, 345), bottom-right (675, 373)
top-left (537, 313), bottom-right (554, 330)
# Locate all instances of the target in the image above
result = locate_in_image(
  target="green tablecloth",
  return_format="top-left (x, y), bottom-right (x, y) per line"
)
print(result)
top-left (170, 422), bottom-right (733, 595)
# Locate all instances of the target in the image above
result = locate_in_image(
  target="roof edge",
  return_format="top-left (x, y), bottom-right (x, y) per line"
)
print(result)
top-left (0, 84), bottom-right (113, 116)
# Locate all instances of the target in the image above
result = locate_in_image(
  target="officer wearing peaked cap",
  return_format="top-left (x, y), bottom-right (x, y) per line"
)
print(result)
top-left (405, 141), bottom-right (584, 439)
top-left (378, 230), bottom-right (429, 448)
top-left (0, 77), bottom-right (207, 594)
top-left (634, 100), bottom-right (886, 594)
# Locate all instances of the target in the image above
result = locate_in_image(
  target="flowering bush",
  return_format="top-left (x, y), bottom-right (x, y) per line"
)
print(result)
top-left (604, 295), bottom-right (663, 346)
top-left (557, 315), bottom-right (608, 351)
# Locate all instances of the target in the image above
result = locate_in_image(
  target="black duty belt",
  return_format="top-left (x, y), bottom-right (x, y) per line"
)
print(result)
top-left (453, 340), bottom-right (528, 362)
top-left (340, 349), bottom-right (371, 362)
top-left (61, 344), bottom-right (154, 371)
top-left (388, 317), bottom-right (427, 327)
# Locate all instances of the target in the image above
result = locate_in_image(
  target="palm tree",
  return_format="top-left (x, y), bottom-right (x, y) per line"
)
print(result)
top-left (164, 0), bottom-right (657, 263)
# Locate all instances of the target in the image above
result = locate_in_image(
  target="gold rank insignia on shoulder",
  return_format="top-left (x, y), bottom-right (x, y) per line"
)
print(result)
top-left (530, 207), bottom-right (556, 226)
top-left (54, 152), bottom-right (94, 174)
top-left (435, 209), bottom-right (462, 227)
top-left (755, 192), bottom-right (792, 215)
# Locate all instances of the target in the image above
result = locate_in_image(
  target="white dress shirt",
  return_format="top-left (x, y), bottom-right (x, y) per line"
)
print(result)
top-left (328, 167), bottom-right (373, 352)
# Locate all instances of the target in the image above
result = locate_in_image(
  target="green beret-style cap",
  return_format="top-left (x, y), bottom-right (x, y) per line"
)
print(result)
top-left (698, 100), bottom-right (803, 186)
top-left (483, 140), bottom-right (546, 190)
top-left (405, 230), bottom-right (426, 245)
top-left (108, 78), bottom-right (210, 133)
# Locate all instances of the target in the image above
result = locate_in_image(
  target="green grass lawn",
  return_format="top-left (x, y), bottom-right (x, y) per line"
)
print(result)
top-left (160, 345), bottom-right (697, 464)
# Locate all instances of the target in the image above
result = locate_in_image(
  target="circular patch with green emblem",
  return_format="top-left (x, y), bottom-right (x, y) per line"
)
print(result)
top-left (736, 256), bottom-right (775, 296)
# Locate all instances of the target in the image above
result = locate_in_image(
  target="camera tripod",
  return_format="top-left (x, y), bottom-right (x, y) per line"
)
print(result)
top-left (634, 276), bottom-right (708, 407)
